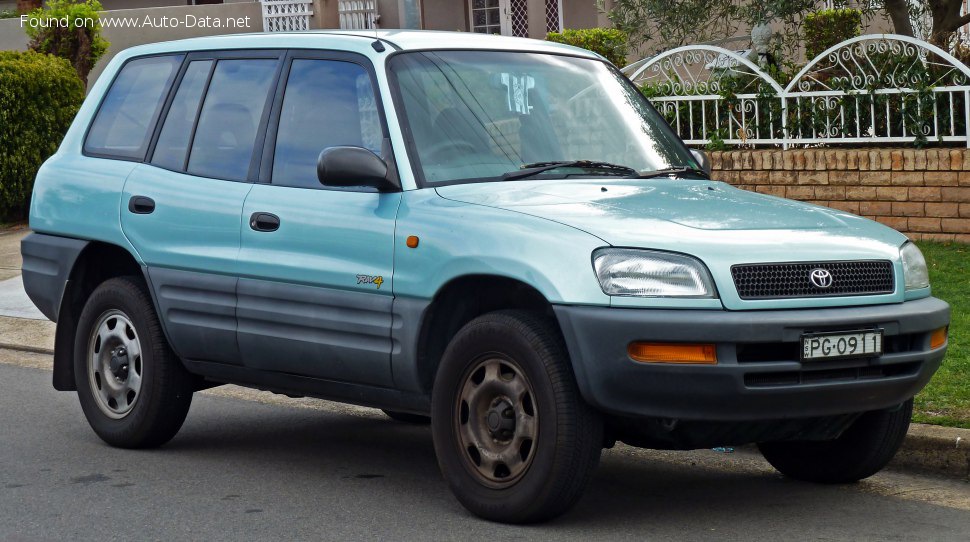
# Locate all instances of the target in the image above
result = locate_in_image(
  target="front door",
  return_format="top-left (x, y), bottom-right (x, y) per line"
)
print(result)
top-left (236, 52), bottom-right (399, 387)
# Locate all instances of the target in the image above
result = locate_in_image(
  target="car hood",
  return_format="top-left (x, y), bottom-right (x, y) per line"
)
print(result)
top-left (435, 178), bottom-right (910, 310)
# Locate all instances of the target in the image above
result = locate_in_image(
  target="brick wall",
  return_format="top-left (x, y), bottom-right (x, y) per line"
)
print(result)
top-left (709, 148), bottom-right (970, 243)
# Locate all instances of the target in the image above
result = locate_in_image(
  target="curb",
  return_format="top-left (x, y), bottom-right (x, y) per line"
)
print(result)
top-left (893, 423), bottom-right (970, 480)
top-left (0, 342), bottom-right (54, 355)
top-left (0, 337), bottom-right (967, 480)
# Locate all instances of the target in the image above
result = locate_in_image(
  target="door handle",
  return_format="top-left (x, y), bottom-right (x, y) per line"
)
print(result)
top-left (128, 196), bottom-right (155, 214)
top-left (249, 212), bottom-right (280, 232)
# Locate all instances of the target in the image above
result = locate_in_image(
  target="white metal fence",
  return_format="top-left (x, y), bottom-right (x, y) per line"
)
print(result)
top-left (260, 0), bottom-right (314, 32)
top-left (338, 0), bottom-right (379, 30)
top-left (623, 35), bottom-right (970, 148)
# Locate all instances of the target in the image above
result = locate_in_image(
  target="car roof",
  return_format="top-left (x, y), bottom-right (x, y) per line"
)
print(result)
top-left (118, 30), bottom-right (602, 60)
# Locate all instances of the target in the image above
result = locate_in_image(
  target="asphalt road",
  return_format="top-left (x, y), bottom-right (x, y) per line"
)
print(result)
top-left (2, 350), bottom-right (969, 541)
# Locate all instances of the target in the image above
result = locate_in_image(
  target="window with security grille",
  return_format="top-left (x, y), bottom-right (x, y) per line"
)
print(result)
top-left (469, 0), bottom-right (503, 34)
top-left (544, 0), bottom-right (562, 33)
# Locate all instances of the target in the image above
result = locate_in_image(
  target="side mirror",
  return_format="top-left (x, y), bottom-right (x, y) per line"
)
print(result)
top-left (317, 146), bottom-right (400, 191)
top-left (690, 148), bottom-right (712, 176)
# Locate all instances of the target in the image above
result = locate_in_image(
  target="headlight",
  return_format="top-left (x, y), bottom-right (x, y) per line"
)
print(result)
top-left (592, 248), bottom-right (717, 297)
top-left (900, 242), bottom-right (929, 290)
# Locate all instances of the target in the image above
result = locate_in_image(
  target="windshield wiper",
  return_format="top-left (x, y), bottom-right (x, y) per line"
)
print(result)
top-left (636, 166), bottom-right (711, 180)
top-left (500, 160), bottom-right (638, 182)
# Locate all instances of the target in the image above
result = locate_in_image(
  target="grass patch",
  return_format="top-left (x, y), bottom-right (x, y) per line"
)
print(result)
top-left (912, 241), bottom-right (970, 428)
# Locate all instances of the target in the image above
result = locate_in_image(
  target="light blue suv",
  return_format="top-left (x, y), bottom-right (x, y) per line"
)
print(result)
top-left (22, 30), bottom-right (950, 523)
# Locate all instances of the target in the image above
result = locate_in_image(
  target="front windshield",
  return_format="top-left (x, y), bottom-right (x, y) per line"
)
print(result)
top-left (387, 50), bottom-right (696, 185)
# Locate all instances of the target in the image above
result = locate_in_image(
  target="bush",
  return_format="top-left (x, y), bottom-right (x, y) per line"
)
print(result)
top-left (804, 8), bottom-right (862, 60)
top-left (547, 28), bottom-right (629, 67)
top-left (24, 0), bottom-right (109, 88)
top-left (0, 51), bottom-right (85, 222)
top-left (0, 10), bottom-right (20, 19)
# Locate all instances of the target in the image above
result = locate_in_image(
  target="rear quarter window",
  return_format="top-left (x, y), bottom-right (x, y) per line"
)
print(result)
top-left (84, 55), bottom-right (183, 160)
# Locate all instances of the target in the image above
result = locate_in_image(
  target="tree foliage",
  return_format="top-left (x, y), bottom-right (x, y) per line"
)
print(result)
top-left (601, 0), bottom-right (823, 53)
top-left (23, 0), bottom-right (109, 88)
top-left (0, 51), bottom-right (85, 221)
top-left (546, 28), bottom-right (629, 66)
top-left (804, 8), bottom-right (863, 60)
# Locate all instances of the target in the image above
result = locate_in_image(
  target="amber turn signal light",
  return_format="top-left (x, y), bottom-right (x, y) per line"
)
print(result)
top-left (627, 342), bottom-right (717, 364)
top-left (930, 327), bottom-right (948, 349)
top-left (406, 235), bottom-right (419, 248)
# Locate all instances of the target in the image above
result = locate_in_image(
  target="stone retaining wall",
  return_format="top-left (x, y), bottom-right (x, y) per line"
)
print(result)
top-left (710, 148), bottom-right (970, 243)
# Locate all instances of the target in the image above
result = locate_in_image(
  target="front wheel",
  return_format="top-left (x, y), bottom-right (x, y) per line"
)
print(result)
top-left (74, 276), bottom-right (193, 448)
top-left (431, 310), bottom-right (603, 524)
top-left (758, 400), bottom-right (913, 484)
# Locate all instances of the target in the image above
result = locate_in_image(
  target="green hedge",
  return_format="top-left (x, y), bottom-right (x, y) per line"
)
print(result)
top-left (0, 51), bottom-right (84, 222)
top-left (547, 28), bottom-right (629, 67)
top-left (804, 8), bottom-right (862, 60)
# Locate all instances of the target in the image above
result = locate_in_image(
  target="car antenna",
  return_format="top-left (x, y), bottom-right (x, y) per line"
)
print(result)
top-left (371, 13), bottom-right (385, 52)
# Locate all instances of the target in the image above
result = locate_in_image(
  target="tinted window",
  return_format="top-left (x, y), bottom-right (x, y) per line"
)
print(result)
top-left (85, 55), bottom-right (182, 160)
top-left (272, 59), bottom-right (382, 188)
top-left (187, 59), bottom-right (277, 181)
top-left (151, 60), bottom-right (213, 171)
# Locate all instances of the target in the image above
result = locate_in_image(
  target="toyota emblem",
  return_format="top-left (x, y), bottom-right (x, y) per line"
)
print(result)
top-left (809, 268), bottom-right (834, 289)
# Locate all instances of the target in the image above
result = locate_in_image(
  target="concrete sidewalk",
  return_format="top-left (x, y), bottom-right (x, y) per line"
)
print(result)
top-left (0, 226), bottom-right (967, 480)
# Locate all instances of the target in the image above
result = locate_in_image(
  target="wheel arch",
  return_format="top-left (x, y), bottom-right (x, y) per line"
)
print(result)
top-left (411, 274), bottom-right (562, 395)
top-left (52, 241), bottom-right (148, 391)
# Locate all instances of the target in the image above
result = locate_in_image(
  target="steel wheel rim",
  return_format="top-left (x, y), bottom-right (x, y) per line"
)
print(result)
top-left (455, 356), bottom-right (538, 488)
top-left (87, 310), bottom-right (143, 419)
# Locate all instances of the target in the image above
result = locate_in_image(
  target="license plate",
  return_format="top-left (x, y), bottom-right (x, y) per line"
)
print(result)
top-left (801, 330), bottom-right (883, 361)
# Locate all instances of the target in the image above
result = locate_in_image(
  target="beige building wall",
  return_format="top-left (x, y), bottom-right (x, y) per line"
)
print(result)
top-left (417, 0), bottom-right (464, 33)
top-left (407, 0), bottom-right (600, 37)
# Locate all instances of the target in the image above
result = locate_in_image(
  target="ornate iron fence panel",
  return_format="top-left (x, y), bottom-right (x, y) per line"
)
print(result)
top-left (624, 35), bottom-right (970, 148)
top-left (625, 45), bottom-right (785, 146)
top-left (261, 0), bottom-right (314, 32)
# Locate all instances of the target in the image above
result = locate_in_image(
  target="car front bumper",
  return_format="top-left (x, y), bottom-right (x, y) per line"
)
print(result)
top-left (554, 297), bottom-right (950, 422)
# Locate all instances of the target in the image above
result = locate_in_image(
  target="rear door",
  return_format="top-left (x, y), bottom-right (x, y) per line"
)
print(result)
top-left (121, 51), bottom-right (283, 363)
top-left (235, 51), bottom-right (400, 386)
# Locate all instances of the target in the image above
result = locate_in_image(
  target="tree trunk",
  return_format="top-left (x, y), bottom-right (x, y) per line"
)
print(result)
top-left (928, 0), bottom-right (970, 47)
top-left (885, 0), bottom-right (915, 37)
top-left (16, 1), bottom-right (42, 14)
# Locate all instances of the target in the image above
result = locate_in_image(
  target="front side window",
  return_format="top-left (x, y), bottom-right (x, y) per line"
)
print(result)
top-left (85, 55), bottom-right (182, 160)
top-left (187, 59), bottom-right (277, 181)
top-left (272, 59), bottom-right (382, 188)
top-left (387, 51), bottom-right (694, 185)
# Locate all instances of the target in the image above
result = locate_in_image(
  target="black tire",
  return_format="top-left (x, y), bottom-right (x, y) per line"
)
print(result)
top-left (758, 399), bottom-right (913, 484)
top-left (431, 310), bottom-right (603, 524)
top-left (382, 409), bottom-right (431, 424)
top-left (74, 276), bottom-right (193, 448)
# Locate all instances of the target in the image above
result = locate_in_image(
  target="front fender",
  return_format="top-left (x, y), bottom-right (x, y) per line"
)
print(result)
top-left (392, 189), bottom-right (610, 305)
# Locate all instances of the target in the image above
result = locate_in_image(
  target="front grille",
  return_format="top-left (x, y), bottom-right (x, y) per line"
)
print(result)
top-left (732, 260), bottom-right (894, 300)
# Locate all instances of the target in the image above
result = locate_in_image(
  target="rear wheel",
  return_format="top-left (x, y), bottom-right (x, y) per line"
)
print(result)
top-left (431, 310), bottom-right (602, 524)
top-left (74, 276), bottom-right (193, 448)
top-left (382, 409), bottom-right (431, 424)
top-left (758, 400), bottom-right (913, 484)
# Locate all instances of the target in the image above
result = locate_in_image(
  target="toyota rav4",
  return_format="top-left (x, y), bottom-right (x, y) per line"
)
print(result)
top-left (22, 30), bottom-right (950, 523)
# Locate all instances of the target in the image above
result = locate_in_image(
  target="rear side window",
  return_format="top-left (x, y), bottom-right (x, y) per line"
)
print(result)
top-left (151, 60), bottom-right (213, 171)
top-left (272, 59), bottom-right (382, 188)
top-left (84, 55), bottom-right (182, 160)
top-left (187, 59), bottom-right (277, 181)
